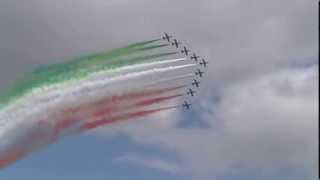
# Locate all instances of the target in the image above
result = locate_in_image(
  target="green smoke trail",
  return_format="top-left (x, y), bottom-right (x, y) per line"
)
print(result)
top-left (32, 39), bottom-right (162, 75)
top-left (72, 43), bottom-right (171, 72)
top-left (36, 51), bottom-right (179, 85)
top-left (0, 39), bottom-right (178, 107)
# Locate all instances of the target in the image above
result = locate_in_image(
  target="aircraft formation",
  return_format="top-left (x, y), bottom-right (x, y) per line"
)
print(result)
top-left (161, 32), bottom-right (208, 110)
top-left (0, 34), bottom-right (208, 169)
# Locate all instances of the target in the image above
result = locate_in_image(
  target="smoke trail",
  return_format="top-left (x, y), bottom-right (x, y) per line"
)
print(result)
top-left (94, 63), bottom-right (196, 86)
top-left (81, 106), bottom-right (178, 131)
top-left (73, 52), bottom-right (180, 79)
top-left (0, 61), bottom-right (192, 119)
top-left (0, 41), bottom-right (176, 108)
top-left (46, 64), bottom-right (194, 106)
top-left (91, 94), bottom-right (183, 119)
top-left (133, 94), bottom-right (183, 107)
top-left (0, 146), bottom-right (25, 169)
top-left (0, 120), bottom-right (54, 169)
top-left (57, 85), bottom-right (185, 125)
top-left (0, 37), bottom-right (196, 169)
top-left (0, 66), bottom-right (190, 138)
top-left (144, 73), bottom-right (193, 87)
top-left (93, 85), bottom-right (186, 107)
top-left (104, 57), bottom-right (187, 75)
top-left (53, 90), bottom-right (183, 139)
top-left (32, 39), bottom-right (162, 74)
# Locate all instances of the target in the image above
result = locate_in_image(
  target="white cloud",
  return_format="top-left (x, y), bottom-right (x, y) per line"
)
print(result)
top-left (106, 65), bottom-right (318, 180)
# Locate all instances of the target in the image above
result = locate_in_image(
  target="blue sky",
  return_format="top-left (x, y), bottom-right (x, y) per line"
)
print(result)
top-left (0, 126), bottom-right (311, 180)
top-left (0, 0), bottom-right (317, 179)
top-left (0, 135), bottom-right (186, 180)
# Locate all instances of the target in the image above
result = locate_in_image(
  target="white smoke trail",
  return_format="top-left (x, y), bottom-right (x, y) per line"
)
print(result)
top-left (0, 63), bottom-right (195, 139)
top-left (106, 57), bottom-right (188, 74)
top-left (0, 57), bottom-right (187, 113)
top-left (144, 73), bottom-right (194, 87)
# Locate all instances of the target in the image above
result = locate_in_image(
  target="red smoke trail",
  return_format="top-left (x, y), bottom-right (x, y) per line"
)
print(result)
top-left (88, 86), bottom-right (184, 117)
top-left (55, 117), bottom-right (80, 130)
top-left (91, 94), bottom-right (182, 119)
top-left (62, 85), bottom-right (185, 116)
top-left (81, 106), bottom-right (178, 131)
top-left (52, 86), bottom-right (185, 137)
top-left (134, 94), bottom-right (183, 107)
top-left (0, 147), bottom-right (26, 169)
top-left (0, 121), bottom-right (53, 169)
top-left (93, 85), bottom-right (186, 107)
top-left (90, 94), bottom-right (183, 126)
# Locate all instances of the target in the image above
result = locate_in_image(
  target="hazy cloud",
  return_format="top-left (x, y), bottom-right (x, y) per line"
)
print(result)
top-left (115, 154), bottom-right (182, 175)
top-left (111, 65), bottom-right (318, 180)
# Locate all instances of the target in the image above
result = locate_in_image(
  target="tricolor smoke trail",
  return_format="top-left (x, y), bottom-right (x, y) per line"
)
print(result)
top-left (0, 38), bottom-right (196, 169)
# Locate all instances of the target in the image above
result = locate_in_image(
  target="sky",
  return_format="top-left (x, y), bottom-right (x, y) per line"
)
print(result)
top-left (0, 0), bottom-right (318, 180)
